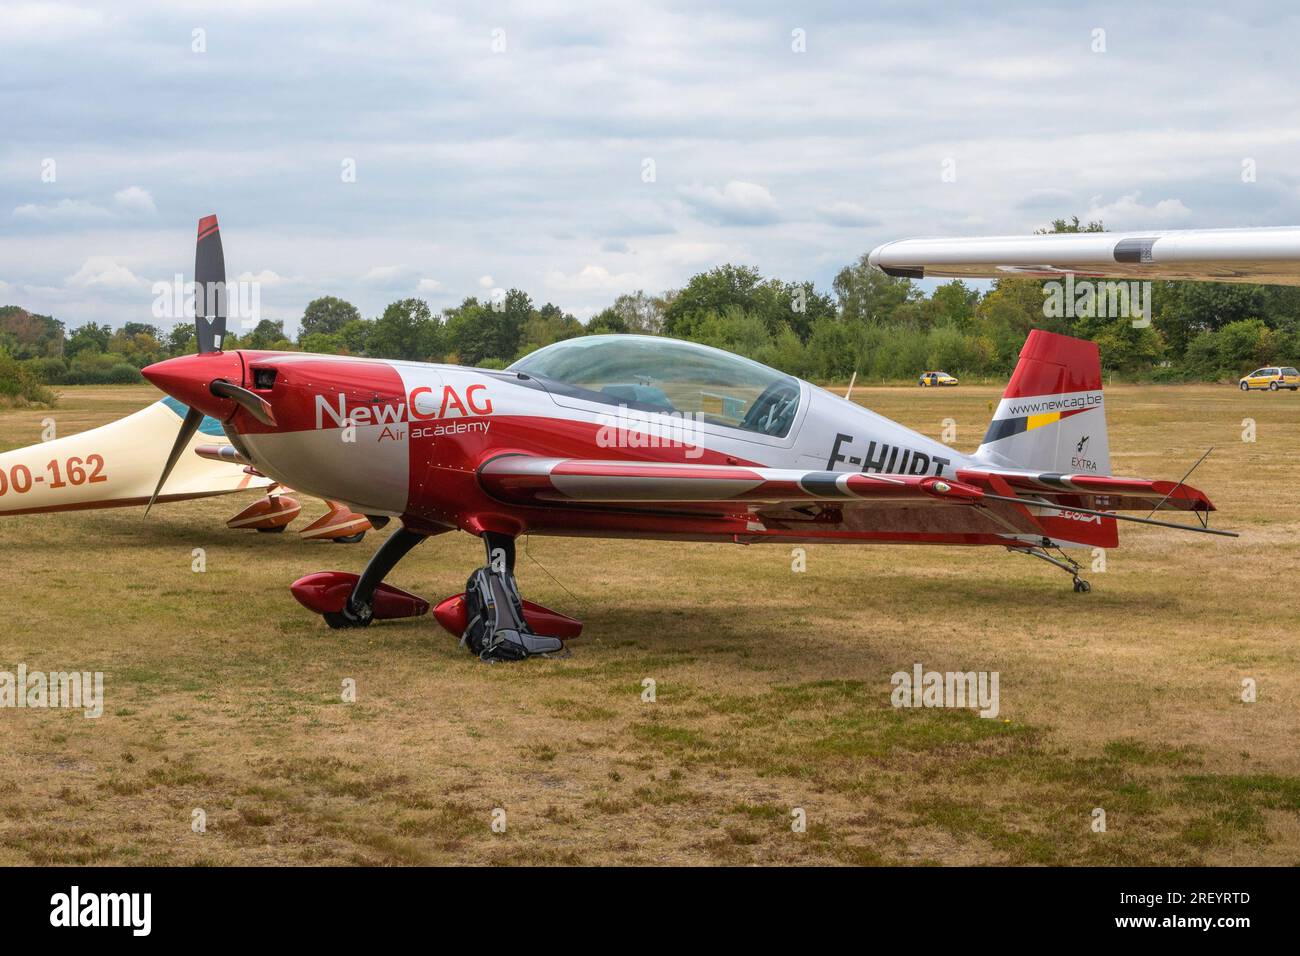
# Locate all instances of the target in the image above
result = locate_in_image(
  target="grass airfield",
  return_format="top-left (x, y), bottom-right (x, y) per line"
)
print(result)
top-left (0, 382), bottom-right (1297, 866)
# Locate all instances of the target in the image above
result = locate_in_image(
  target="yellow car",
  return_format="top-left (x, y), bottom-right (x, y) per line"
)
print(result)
top-left (1238, 366), bottom-right (1300, 391)
top-left (918, 370), bottom-right (959, 387)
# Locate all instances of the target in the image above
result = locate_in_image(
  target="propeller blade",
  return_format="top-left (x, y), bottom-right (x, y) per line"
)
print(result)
top-left (210, 379), bottom-right (276, 426)
top-left (145, 406), bottom-right (205, 515)
top-left (195, 214), bottom-right (227, 353)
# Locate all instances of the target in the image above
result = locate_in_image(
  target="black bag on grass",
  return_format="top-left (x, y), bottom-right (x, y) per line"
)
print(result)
top-left (460, 568), bottom-right (565, 661)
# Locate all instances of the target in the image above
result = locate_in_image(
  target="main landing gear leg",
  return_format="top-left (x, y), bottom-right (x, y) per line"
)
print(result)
top-left (460, 532), bottom-right (565, 662)
top-left (325, 526), bottom-right (428, 629)
top-left (1011, 545), bottom-right (1092, 593)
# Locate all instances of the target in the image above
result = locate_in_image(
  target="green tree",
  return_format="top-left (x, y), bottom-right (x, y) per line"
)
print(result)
top-left (67, 322), bottom-right (113, 358)
top-left (687, 304), bottom-right (773, 360)
top-left (0, 348), bottom-right (57, 404)
top-left (661, 264), bottom-right (765, 338)
top-left (165, 323), bottom-right (195, 356)
top-left (1216, 319), bottom-right (1272, 371)
top-left (299, 331), bottom-right (346, 354)
top-left (605, 291), bottom-right (667, 334)
top-left (1039, 215), bottom-right (1105, 234)
top-left (368, 299), bottom-right (442, 361)
top-left (0, 307), bottom-right (65, 359)
top-left (925, 280), bottom-right (981, 331)
top-left (516, 304), bottom-right (583, 358)
top-left (106, 331), bottom-right (160, 367)
top-left (337, 319), bottom-right (373, 355)
top-left (444, 290), bottom-right (532, 365)
top-left (300, 296), bottom-right (362, 340)
top-left (752, 279), bottom-right (836, 341)
top-left (832, 256), bottom-right (915, 324)
top-left (1154, 282), bottom-right (1271, 360)
top-left (244, 319), bottom-right (294, 351)
top-left (586, 308), bottom-right (630, 335)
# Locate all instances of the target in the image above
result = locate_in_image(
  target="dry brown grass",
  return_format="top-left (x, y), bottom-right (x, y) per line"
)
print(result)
top-left (0, 382), bottom-right (1296, 865)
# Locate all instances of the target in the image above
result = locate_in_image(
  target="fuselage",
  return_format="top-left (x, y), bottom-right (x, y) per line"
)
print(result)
top-left (148, 344), bottom-right (978, 544)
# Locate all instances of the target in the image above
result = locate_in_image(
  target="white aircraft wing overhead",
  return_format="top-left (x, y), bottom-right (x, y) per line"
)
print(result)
top-left (868, 227), bottom-right (1300, 286)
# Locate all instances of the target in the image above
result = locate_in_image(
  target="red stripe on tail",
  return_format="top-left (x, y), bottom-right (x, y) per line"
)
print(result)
top-left (1003, 329), bottom-right (1102, 398)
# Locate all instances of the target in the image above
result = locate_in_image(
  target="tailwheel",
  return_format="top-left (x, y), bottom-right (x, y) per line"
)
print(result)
top-left (256, 525), bottom-right (288, 534)
top-left (1012, 545), bottom-right (1094, 593)
top-left (332, 531), bottom-right (366, 544)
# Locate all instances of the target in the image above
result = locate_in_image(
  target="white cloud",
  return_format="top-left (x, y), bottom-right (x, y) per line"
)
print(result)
top-left (543, 264), bottom-right (642, 292)
top-left (815, 202), bottom-right (880, 228)
top-left (1015, 188), bottom-right (1076, 211)
top-left (112, 186), bottom-right (156, 215)
top-left (680, 181), bottom-right (780, 226)
top-left (13, 198), bottom-right (111, 223)
top-left (1084, 192), bottom-right (1193, 227)
top-left (237, 269), bottom-right (287, 286)
top-left (360, 265), bottom-right (417, 285)
top-left (659, 241), bottom-right (734, 267)
top-left (478, 275), bottom-right (495, 288)
top-left (416, 278), bottom-right (442, 293)
top-left (2, 2), bottom-right (104, 39)
top-left (14, 185), bottom-right (155, 223)
top-left (65, 257), bottom-right (147, 290)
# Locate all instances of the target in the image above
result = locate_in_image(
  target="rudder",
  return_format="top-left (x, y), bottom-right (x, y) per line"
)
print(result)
top-left (974, 329), bottom-right (1110, 477)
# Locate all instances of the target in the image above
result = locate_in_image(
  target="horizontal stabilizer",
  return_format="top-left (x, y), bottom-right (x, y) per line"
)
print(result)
top-left (957, 468), bottom-right (1215, 513)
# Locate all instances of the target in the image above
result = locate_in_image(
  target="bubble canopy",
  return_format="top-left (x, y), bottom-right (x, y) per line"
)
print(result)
top-left (507, 335), bottom-right (802, 437)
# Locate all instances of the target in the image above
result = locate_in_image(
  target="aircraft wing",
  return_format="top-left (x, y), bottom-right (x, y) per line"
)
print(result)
top-left (478, 457), bottom-right (1233, 540)
top-left (869, 227), bottom-right (1300, 286)
top-left (478, 456), bottom-right (1055, 535)
top-left (479, 456), bottom-right (988, 507)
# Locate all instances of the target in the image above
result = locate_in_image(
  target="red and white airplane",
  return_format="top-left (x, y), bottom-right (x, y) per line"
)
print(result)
top-left (142, 217), bottom-right (1289, 660)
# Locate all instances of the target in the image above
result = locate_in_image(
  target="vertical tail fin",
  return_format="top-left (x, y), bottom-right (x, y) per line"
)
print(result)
top-left (974, 330), bottom-right (1110, 476)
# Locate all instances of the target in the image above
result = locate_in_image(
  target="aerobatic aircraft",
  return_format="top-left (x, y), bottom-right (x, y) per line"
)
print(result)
top-left (141, 217), bottom-right (1292, 660)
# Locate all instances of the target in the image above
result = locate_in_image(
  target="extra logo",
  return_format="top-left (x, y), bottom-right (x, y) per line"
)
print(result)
top-left (1071, 434), bottom-right (1099, 472)
top-left (1058, 509), bottom-right (1102, 524)
top-left (315, 384), bottom-right (493, 441)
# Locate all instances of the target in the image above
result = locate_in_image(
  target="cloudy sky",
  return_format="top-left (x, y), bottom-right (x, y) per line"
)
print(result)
top-left (3, 0), bottom-right (1299, 335)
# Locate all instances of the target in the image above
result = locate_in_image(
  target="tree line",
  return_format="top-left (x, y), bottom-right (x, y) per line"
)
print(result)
top-left (3, 216), bottom-right (1299, 406)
